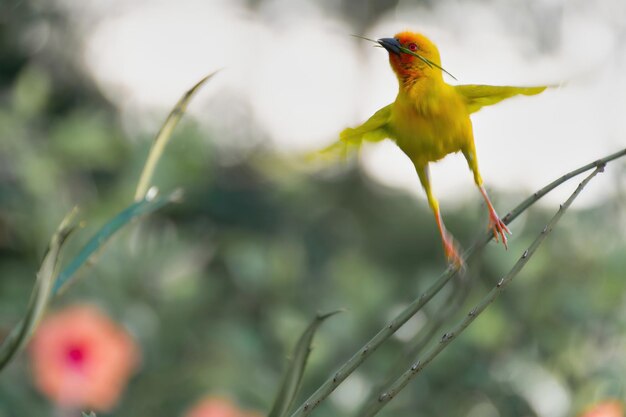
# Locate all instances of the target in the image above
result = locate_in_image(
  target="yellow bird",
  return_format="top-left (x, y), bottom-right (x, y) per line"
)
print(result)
top-left (327, 31), bottom-right (547, 265)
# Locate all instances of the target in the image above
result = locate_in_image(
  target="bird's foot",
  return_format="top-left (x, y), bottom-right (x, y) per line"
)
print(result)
top-left (488, 209), bottom-right (511, 248)
top-left (442, 232), bottom-right (465, 269)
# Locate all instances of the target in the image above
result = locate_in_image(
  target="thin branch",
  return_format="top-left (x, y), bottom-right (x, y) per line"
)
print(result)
top-left (355, 277), bottom-right (470, 415)
top-left (288, 148), bottom-right (624, 417)
top-left (500, 148), bottom-right (625, 225)
top-left (363, 165), bottom-right (603, 417)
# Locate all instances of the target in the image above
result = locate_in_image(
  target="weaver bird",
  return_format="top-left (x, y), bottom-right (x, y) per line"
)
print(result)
top-left (325, 31), bottom-right (547, 265)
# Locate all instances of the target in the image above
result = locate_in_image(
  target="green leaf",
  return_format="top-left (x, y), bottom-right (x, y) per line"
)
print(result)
top-left (268, 310), bottom-right (343, 417)
top-left (134, 71), bottom-right (218, 201)
top-left (82, 412), bottom-right (96, 417)
top-left (0, 209), bottom-right (79, 372)
top-left (53, 190), bottom-right (182, 294)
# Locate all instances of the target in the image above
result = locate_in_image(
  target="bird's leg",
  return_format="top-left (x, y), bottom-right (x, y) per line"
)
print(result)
top-left (462, 145), bottom-right (511, 248)
top-left (415, 164), bottom-right (464, 267)
top-left (433, 206), bottom-right (463, 267)
top-left (479, 185), bottom-right (511, 247)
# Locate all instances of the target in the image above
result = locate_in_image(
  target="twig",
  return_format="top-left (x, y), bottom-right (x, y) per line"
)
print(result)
top-left (288, 148), bottom-right (624, 417)
top-left (355, 276), bottom-right (470, 415)
top-left (500, 148), bottom-right (624, 225)
top-left (362, 165), bottom-right (603, 416)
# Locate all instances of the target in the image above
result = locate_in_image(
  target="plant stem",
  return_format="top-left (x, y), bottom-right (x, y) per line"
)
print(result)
top-left (362, 166), bottom-right (603, 417)
top-left (134, 72), bottom-right (217, 201)
top-left (288, 148), bottom-right (624, 417)
top-left (500, 148), bottom-right (624, 225)
top-left (355, 277), bottom-right (469, 415)
top-left (0, 209), bottom-right (78, 372)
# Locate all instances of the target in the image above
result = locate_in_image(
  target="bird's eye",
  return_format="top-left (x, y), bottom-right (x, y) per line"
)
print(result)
top-left (408, 43), bottom-right (418, 51)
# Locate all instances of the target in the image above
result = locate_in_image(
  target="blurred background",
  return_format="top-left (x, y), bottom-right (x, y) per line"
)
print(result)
top-left (1, 0), bottom-right (626, 416)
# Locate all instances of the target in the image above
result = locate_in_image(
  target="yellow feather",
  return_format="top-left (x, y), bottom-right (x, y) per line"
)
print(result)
top-left (312, 104), bottom-right (392, 162)
top-left (454, 84), bottom-right (547, 114)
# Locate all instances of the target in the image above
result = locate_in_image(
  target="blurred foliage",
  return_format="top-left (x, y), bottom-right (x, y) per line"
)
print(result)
top-left (1, 1), bottom-right (626, 417)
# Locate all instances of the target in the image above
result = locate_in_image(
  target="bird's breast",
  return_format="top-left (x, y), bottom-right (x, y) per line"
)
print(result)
top-left (389, 91), bottom-right (471, 166)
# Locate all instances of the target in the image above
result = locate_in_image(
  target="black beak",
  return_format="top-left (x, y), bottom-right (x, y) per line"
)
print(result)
top-left (378, 38), bottom-right (402, 56)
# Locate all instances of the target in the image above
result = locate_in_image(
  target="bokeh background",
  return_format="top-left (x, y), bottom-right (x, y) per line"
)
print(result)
top-left (1, 0), bottom-right (626, 416)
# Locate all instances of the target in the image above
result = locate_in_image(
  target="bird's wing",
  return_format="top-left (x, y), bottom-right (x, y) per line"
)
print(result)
top-left (454, 85), bottom-right (547, 114)
top-left (340, 104), bottom-right (392, 144)
top-left (316, 104), bottom-right (392, 160)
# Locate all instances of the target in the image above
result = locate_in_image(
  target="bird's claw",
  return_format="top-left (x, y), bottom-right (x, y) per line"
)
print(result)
top-left (488, 211), bottom-right (511, 248)
top-left (442, 232), bottom-right (465, 269)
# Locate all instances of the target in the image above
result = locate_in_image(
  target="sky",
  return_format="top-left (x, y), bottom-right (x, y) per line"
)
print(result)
top-left (60, 0), bottom-right (626, 208)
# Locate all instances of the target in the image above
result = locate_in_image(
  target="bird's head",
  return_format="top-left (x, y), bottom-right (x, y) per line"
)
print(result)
top-left (378, 32), bottom-right (445, 84)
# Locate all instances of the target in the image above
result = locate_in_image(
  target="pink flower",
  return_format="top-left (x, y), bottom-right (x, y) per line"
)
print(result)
top-left (29, 304), bottom-right (139, 411)
top-left (184, 397), bottom-right (262, 417)
top-left (579, 400), bottom-right (624, 417)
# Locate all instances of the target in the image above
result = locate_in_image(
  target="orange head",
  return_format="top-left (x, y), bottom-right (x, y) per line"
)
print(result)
top-left (378, 31), bottom-right (443, 84)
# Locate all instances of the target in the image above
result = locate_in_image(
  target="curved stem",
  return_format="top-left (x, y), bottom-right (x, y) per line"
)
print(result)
top-left (0, 210), bottom-right (78, 372)
top-left (134, 72), bottom-right (217, 201)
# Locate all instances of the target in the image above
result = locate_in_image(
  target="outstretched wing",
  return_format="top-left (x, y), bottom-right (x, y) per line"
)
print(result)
top-left (317, 104), bottom-right (392, 161)
top-left (455, 85), bottom-right (547, 114)
top-left (340, 104), bottom-right (392, 144)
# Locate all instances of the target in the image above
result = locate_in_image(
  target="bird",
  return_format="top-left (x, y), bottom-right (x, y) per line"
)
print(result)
top-left (323, 31), bottom-right (547, 266)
